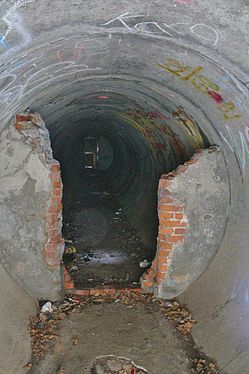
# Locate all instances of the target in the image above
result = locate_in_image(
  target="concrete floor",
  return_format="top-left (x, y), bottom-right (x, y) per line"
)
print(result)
top-left (63, 194), bottom-right (155, 289)
top-left (30, 302), bottom-right (195, 374)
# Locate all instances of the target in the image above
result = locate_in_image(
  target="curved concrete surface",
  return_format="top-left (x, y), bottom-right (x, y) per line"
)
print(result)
top-left (0, 264), bottom-right (35, 373)
top-left (0, 1), bottom-right (249, 373)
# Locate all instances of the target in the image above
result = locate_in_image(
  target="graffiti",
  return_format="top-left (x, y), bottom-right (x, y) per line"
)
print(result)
top-left (0, 34), bottom-right (10, 53)
top-left (218, 125), bottom-right (249, 177)
top-left (0, 60), bottom-right (102, 124)
top-left (121, 109), bottom-right (188, 166)
top-left (158, 59), bottom-right (242, 121)
top-left (0, 0), bottom-right (33, 52)
top-left (172, 107), bottom-right (205, 148)
top-left (56, 38), bottom-right (110, 62)
top-left (208, 90), bottom-right (223, 104)
top-left (158, 58), bottom-right (249, 177)
top-left (102, 13), bottom-right (219, 46)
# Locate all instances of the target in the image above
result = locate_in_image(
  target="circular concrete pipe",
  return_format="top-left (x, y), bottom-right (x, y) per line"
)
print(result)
top-left (0, 1), bottom-right (249, 373)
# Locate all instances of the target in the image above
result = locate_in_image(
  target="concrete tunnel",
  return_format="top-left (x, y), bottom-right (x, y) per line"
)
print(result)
top-left (0, 0), bottom-right (249, 373)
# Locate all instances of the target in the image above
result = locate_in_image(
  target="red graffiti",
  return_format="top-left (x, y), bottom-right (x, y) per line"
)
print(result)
top-left (176, 0), bottom-right (192, 3)
top-left (56, 49), bottom-right (81, 62)
top-left (97, 95), bottom-right (110, 99)
top-left (156, 142), bottom-right (166, 149)
top-left (146, 111), bottom-right (168, 120)
top-left (208, 90), bottom-right (224, 104)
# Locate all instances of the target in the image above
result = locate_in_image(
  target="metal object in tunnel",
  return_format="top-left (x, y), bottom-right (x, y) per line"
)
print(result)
top-left (83, 136), bottom-right (99, 169)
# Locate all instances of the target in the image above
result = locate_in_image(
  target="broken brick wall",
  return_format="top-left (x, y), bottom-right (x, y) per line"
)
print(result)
top-left (141, 146), bottom-right (230, 299)
top-left (0, 113), bottom-right (64, 300)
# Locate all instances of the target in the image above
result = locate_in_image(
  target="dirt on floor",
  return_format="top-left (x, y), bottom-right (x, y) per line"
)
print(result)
top-left (62, 194), bottom-right (156, 289)
top-left (26, 292), bottom-right (219, 374)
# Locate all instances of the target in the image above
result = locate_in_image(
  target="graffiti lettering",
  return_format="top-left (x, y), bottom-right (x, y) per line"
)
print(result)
top-left (158, 59), bottom-right (242, 120)
top-left (218, 124), bottom-right (249, 176)
top-left (102, 13), bottom-right (219, 46)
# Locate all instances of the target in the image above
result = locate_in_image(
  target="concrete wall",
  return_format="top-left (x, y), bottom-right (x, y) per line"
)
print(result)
top-left (159, 147), bottom-right (230, 298)
top-left (141, 146), bottom-right (230, 298)
top-left (0, 1), bottom-right (249, 372)
top-left (0, 113), bottom-right (63, 300)
top-left (0, 264), bottom-right (35, 374)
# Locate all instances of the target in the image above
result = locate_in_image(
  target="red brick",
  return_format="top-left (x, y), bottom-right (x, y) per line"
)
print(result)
top-left (158, 188), bottom-right (171, 197)
top-left (142, 280), bottom-right (154, 288)
top-left (51, 163), bottom-right (60, 172)
top-left (47, 213), bottom-right (60, 224)
top-left (159, 213), bottom-right (174, 219)
top-left (158, 249), bottom-right (171, 257)
top-left (64, 281), bottom-right (74, 290)
top-left (159, 197), bottom-right (173, 204)
top-left (45, 243), bottom-right (58, 252)
top-left (156, 273), bottom-right (166, 281)
top-left (158, 264), bottom-right (168, 272)
top-left (176, 165), bottom-right (187, 173)
top-left (159, 179), bottom-right (170, 188)
top-left (53, 189), bottom-right (62, 196)
top-left (47, 227), bottom-right (60, 236)
top-left (159, 205), bottom-right (182, 212)
top-left (64, 268), bottom-right (72, 282)
top-left (16, 114), bottom-right (31, 122)
top-left (158, 220), bottom-right (184, 227)
top-left (150, 263), bottom-right (158, 271)
top-left (50, 172), bottom-right (61, 181)
top-left (74, 290), bottom-right (89, 296)
top-left (159, 227), bottom-right (174, 235)
top-left (49, 234), bottom-right (62, 243)
top-left (174, 228), bottom-right (188, 234)
top-left (168, 235), bottom-right (185, 242)
top-left (159, 243), bottom-right (173, 250)
top-left (143, 271), bottom-right (154, 280)
top-left (14, 123), bottom-right (24, 130)
top-left (187, 158), bottom-right (198, 164)
top-left (158, 256), bottom-right (168, 263)
top-left (53, 181), bottom-right (61, 189)
top-left (175, 213), bottom-right (184, 219)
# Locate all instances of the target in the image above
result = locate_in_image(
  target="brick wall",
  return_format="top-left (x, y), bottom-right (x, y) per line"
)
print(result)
top-left (141, 147), bottom-right (229, 299)
top-left (141, 155), bottom-right (202, 294)
top-left (14, 113), bottom-right (64, 269)
top-left (44, 162), bottom-right (64, 267)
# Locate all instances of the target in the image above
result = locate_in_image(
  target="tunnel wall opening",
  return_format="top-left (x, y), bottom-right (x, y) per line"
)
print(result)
top-left (141, 146), bottom-right (230, 297)
top-left (48, 94), bottom-right (210, 290)
top-left (0, 112), bottom-right (64, 300)
top-left (1, 1), bottom-right (249, 370)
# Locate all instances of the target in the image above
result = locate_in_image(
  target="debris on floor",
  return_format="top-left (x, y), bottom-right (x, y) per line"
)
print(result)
top-left (191, 358), bottom-right (219, 374)
top-left (139, 259), bottom-right (150, 268)
top-left (27, 291), bottom-right (219, 373)
top-left (159, 300), bottom-right (197, 335)
top-left (90, 355), bottom-right (148, 374)
top-left (63, 244), bottom-right (77, 264)
top-left (62, 196), bottom-right (155, 288)
top-left (41, 301), bottom-right (53, 314)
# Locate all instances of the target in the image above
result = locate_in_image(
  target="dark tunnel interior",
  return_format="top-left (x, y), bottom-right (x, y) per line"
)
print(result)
top-left (49, 91), bottom-right (209, 289)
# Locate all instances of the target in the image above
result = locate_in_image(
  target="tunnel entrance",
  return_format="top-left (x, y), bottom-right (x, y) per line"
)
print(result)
top-left (61, 133), bottom-right (155, 289)
top-left (0, 101), bottom-right (229, 300)
top-left (62, 188), bottom-right (154, 289)
top-left (48, 95), bottom-right (210, 291)
top-left (58, 125), bottom-right (159, 290)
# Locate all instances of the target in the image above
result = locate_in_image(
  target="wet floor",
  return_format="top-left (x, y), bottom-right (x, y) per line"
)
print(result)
top-left (62, 193), bottom-right (155, 289)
